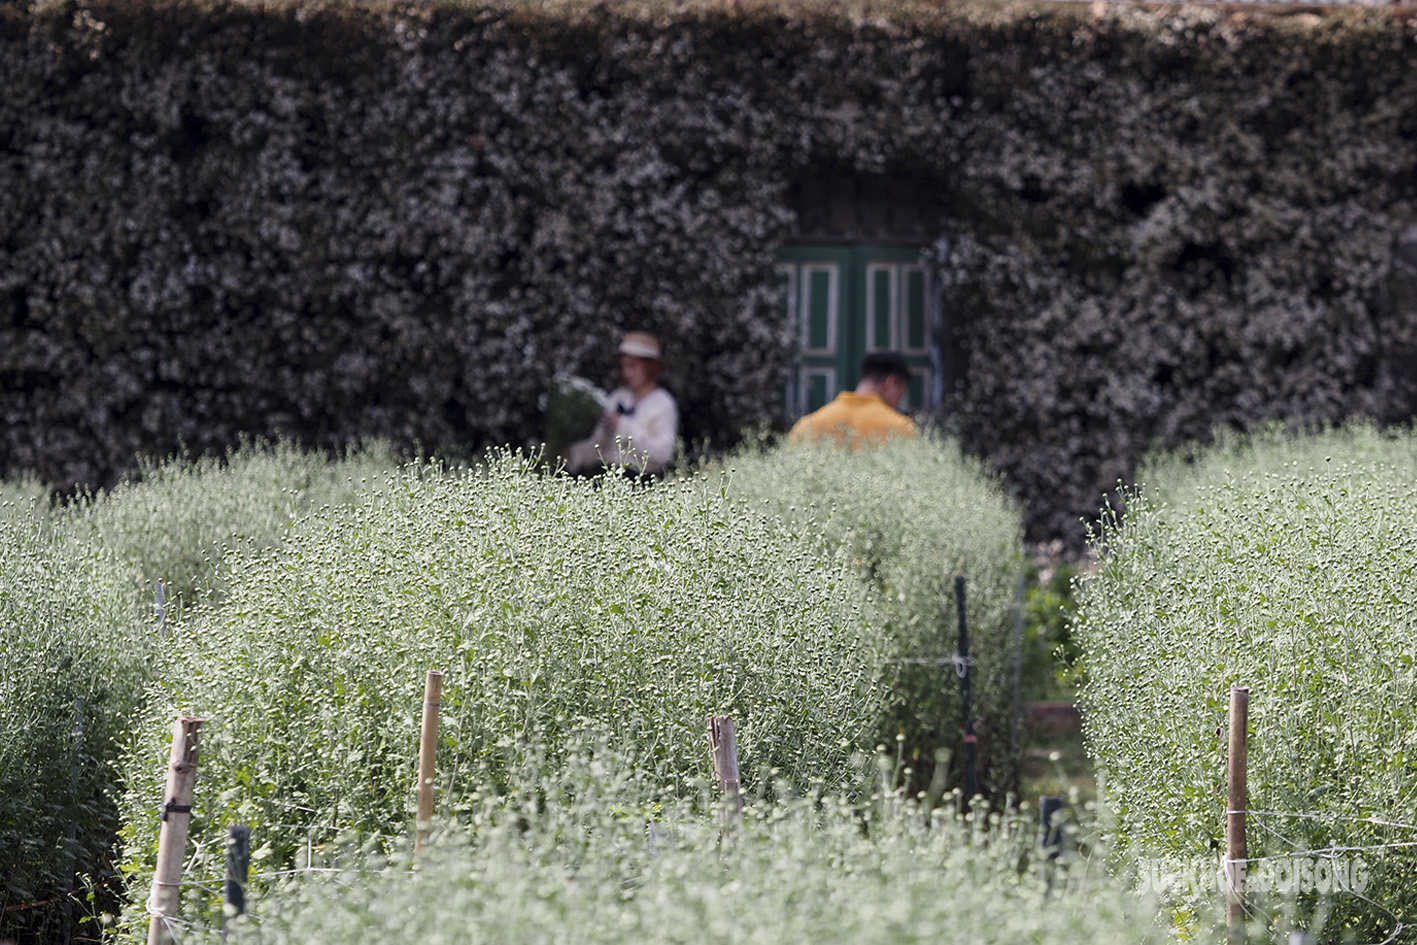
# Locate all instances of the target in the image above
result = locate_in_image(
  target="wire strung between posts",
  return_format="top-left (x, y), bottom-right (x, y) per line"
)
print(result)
top-left (1234, 840), bottom-right (1417, 863)
top-left (1216, 804), bottom-right (1409, 945)
top-left (1344, 896), bottom-right (1405, 945)
top-left (139, 864), bottom-right (386, 941)
top-left (1245, 810), bottom-right (1417, 832)
top-left (177, 820), bottom-right (401, 880)
top-left (252, 867), bottom-right (387, 880)
top-left (1221, 860), bottom-right (1405, 945)
top-left (159, 914), bottom-right (184, 945)
top-left (244, 822), bottom-right (404, 855)
top-left (171, 880), bottom-right (223, 898)
top-left (1249, 814), bottom-right (1309, 863)
top-left (260, 822), bottom-right (401, 837)
top-left (884, 654), bottom-right (974, 678)
top-left (145, 910), bottom-right (190, 945)
top-left (245, 795), bottom-right (328, 817)
top-left (166, 830), bottom-right (399, 920)
top-left (1223, 807), bottom-right (1417, 860)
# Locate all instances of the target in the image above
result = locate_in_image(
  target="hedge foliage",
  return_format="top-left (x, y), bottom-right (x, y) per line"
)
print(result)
top-left (1074, 424), bottom-right (1417, 943)
top-left (1, 0), bottom-right (799, 494)
top-left (937, 11), bottom-right (1417, 541)
top-left (720, 434), bottom-right (1024, 798)
top-left (4, 0), bottom-right (1417, 543)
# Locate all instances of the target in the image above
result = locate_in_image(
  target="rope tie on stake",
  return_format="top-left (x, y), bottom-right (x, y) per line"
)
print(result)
top-left (160, 800), bottom-right (192, 822)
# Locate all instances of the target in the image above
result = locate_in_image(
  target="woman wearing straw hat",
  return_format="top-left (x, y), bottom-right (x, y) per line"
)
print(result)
top-left (563, 331), bottom-right (679, 478)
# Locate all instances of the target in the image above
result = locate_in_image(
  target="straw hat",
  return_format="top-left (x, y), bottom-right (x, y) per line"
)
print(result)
top-left (617, 331), bottom-right (663, 362)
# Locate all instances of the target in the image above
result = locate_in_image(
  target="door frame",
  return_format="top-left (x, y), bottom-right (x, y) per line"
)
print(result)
top-left (777, 243), bottom-right (939, 417)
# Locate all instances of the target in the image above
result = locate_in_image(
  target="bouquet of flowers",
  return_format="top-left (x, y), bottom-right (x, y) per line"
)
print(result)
top-left (541, 374), bottom-right (611, 463)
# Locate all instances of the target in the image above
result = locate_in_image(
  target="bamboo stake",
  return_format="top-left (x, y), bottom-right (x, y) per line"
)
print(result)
top-left (415, 670), bottom-right (444, 854)
top-left (147, 715), bottom-right (205, 945)
top-left (1226, 686), bottom-right (1250, 945)
top-left (708, 715), bottom-right (743, 823)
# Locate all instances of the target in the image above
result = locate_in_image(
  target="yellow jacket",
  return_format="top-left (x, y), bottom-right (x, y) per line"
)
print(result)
top-left (787, 391), bottom-right (918, 447)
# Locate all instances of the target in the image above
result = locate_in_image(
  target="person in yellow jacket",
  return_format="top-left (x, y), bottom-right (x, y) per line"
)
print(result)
top-left (788, 351), bottom-right (919, 447)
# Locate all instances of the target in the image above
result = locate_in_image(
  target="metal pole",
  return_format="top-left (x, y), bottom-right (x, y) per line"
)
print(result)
top-left (954, 575), bottom-right (978, 800)
top-left (1007, 572), bottom-right (1025, 795)
top-left (60, 698), bottom-right (84, 945)
top-left (223, 825), bottom-right (250, 934)
top-left (1040, 795), bottom-right (1065, 860)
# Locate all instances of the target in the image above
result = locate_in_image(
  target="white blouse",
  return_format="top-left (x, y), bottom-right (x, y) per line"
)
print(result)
top-left (565, 386), bottom-right (679, 476)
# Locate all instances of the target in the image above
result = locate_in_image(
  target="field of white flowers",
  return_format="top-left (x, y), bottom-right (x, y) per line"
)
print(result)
top-left (4, 427), bottom-right (1416, 944)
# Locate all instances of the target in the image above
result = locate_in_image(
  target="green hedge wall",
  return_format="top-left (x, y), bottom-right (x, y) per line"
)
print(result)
top-left (938, 7), bottom-right (1417, 541)
top-left (4, 0), bottom-right (1417, 543)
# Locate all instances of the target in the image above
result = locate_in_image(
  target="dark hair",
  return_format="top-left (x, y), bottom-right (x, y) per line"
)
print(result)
top-left (859, 351), bottom-right (911, 384)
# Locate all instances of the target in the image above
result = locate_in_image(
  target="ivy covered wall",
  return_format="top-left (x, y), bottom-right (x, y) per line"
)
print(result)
top-left (3, 0), bottom-right (1415, 542)
top-left (936, 6), bottom-right (1417, 539)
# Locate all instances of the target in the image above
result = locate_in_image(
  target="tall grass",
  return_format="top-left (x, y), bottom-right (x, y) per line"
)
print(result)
top-left (0, 474), bottom-right (49, 517)
top-left (1075, 424), bottom-right (1417, 943)
top-left (1136, 422), bottom-right (1417, 514)
top-left (0, 437), bottom-right (1099, 943)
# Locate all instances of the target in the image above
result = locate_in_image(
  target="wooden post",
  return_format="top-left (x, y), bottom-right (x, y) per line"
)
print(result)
top-left (708, 715), bottom-right (743, 823)
top-left (1226, 686), bottom-right (1250, 944)
top-left (147, 716), bottom-right (205, 945)
top-left (415, 670), bottom-right (444, 854)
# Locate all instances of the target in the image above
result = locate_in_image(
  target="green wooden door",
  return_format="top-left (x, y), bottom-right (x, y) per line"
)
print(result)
top-left (778, 245), bottom-right (934, 416)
